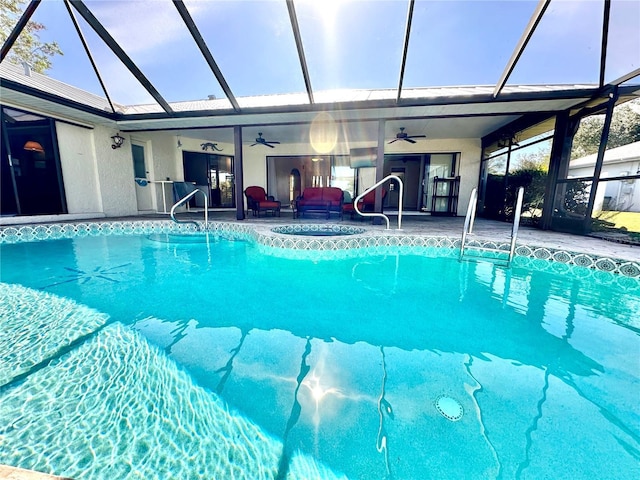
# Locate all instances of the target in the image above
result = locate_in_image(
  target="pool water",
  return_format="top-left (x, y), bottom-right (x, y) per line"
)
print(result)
top-left (0, 233), bottom-right (639, 479)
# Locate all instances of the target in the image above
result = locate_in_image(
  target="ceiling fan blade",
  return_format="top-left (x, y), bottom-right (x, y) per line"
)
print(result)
top-left (265, 143), bottom-right (275, 148)
top-left (408, 135), bottom-right (426, 139)
top-left (388, 138), bottom-right (399, 144)
top-left (269, 141), bottom-right (280, 144)
top-left (404, 138), bottom-right (417, 144)
top-left (250, 142), bottom-right (258, 146)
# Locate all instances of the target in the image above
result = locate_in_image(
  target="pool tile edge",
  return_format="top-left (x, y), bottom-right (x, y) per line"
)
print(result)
top-left (0, 220), bottom-right (638, 279)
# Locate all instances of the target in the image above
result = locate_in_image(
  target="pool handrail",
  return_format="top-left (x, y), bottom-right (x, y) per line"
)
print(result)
top-left (354, 174), bottom-right (404, 230)
top-left (460, 186), bottom-right (524, 266)
top-left (460, 187), bottom-right (478, 259)
top-left (170, 189), bottom-right (208, 230)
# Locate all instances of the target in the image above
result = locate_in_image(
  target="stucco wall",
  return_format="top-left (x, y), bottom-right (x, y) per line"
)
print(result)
top-left (55, 122), bottom-right (102, 214)
top-left (93, 126), bottom-right (138, 217)
top-left (55, 124), bottom-right (481, 217)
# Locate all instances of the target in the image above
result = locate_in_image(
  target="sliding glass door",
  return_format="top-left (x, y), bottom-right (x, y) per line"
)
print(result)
top-left (182, 151), bottom-right (235, 208)
top-left (1, 107), bottom-right (66, 216)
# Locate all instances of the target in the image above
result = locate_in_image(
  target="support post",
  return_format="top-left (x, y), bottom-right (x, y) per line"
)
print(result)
top-left (374, 120), bottom-right (385, 224)
top-left (234, 126), bottom-right (245, 220)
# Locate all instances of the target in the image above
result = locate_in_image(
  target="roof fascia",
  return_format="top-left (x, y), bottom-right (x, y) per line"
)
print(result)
top-left (286, 0), bottom-right (314, 104)
top-left (116, 87), bottom-right (599, 121)
top-left (117, 111), bottom-right (523, 134)
top-left (493, 0), bottom-right (550, 98)
top-left (1, 102), bottom-right (95, 130)
top-left (0, 78), bottom-right (118, 120)
top-left (396, 0), bottom-right (415, 104)
top-left (1, 76), bottom-right (603, 127)
top-left (173, 0), bottom-right (240, 112)
top-left (68, 0), bottom-right (174, 115)
top-left (0, 0), bottom-right (41, 62)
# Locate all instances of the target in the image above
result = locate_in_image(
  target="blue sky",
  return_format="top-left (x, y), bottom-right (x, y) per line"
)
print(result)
top-left (24, 0), bottom-right (640, 106)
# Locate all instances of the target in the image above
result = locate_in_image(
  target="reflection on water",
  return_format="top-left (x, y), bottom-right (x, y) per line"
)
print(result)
top-left (376, 347), bottom-right (393, 479)
top-left (0, 235), bottom-right (639, 479)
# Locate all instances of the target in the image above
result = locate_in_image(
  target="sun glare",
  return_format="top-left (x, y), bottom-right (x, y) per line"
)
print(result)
top-left (300, 0), bottom-right (344, 28)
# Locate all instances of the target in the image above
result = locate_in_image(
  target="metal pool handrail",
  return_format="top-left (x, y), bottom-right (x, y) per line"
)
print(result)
top-left (460, 186), bottom-right (524, 266)
top-left (354, 174), bottom-right (404, 230)
top-left (170, 189), bottom-right (208, 230)
top-left (460, 187), bottom-right (479, 257)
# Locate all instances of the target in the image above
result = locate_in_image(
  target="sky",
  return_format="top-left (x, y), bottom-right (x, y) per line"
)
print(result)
top-left (13, 0), bottom-right (640, 107)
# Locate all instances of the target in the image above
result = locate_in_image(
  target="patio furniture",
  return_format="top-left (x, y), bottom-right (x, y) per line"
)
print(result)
top-left (245, 186), bottom-right (281, 217)
top-left (295, 187), bottom-right (343, 219)
top-left (343, 188), bottom-right (387, 219)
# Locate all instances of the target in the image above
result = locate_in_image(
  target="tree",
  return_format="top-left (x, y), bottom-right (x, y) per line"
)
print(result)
top-left (572, 99), bottom-right (640, 159)
top-left (0, 0), bottom-right (62, 73)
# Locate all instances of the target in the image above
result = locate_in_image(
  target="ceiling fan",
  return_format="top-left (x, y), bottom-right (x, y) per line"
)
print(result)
top-left (250, 132), bottom-right (280, 148)
top-left (388, 127), bottom-right (426, 144)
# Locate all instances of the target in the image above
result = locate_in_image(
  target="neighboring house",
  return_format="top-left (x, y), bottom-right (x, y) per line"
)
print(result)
top-left (569, 141), bottom-right (640, 212)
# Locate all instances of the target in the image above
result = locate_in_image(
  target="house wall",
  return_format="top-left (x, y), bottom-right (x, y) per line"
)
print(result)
top-left (55, 122), bottom-right (102, 214)
top-left (571, 159), bottom-right (640, 212)
top-left (92, 127), bottom-right (138, 216)
top-left (53, 121), bottom-right (481, 218)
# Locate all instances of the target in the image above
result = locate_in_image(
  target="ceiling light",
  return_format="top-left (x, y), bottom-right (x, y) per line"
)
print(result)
top-left (23, 140), bottom-right (44, 153)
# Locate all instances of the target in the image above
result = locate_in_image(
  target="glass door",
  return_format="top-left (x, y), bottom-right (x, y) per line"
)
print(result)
top-left (183, 152), bottom-right (235, 208)
top-left (422, 153), bottom-right (458, 211)
top-left (211, 155), bottom-right (235, 207)
top-left (1, 107), bottom-right (66, 216)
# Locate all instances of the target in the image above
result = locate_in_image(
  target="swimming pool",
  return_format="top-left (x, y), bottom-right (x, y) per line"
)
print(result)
top-left (0, 223), bottom-right (639, 479)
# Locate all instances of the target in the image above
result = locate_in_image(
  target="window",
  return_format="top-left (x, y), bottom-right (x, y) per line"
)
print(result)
top-left (132, 144), bottom-right (146, 179)
top-left (480, 118), bottom-right (555, 224)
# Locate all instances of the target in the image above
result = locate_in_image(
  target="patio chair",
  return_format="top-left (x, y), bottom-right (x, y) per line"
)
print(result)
top-left (343, 188), bottom-right (387, 219)
top-left (245, 186), bottom-right (281, 217)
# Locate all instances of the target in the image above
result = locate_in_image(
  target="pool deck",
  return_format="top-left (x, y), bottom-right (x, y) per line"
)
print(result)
top-left (1, 210), bottom-right (638, 263)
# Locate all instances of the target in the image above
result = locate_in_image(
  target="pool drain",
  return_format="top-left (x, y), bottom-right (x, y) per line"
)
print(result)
top-left (435, 395), bottom-right (463, 421)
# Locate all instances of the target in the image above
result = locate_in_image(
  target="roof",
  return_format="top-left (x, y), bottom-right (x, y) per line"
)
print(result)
top-left (571, 141), bottom-right (640, 168)
top-left (1, 0), bottom-right (638, 140)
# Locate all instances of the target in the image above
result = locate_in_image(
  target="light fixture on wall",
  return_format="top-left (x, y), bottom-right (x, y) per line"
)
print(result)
top-left (177, 135), bottom-right (183, 149)
top-left (111, 132), bottom-right (125, 149)
top-left (23, 140), bottom-right (44, 153)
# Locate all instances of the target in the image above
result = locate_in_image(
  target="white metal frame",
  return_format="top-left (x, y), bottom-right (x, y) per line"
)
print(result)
top-left (460, 186), bottom-right (524, 266)
top-left (354, 174), bottom-right (404, 230)
top-left (170, 188), bottom-right (208, 230)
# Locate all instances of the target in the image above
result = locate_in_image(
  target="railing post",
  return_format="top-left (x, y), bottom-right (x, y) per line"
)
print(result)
top-left (354, 174), bottom-right (404, 230)
top-left (170, 189), bottom-right (209, 231)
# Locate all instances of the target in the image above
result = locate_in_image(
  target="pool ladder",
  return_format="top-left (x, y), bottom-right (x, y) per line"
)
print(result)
top-left (460, 186), bottom-right (524, 267)
top-left (355, 174), bottom-right (404, 230)
top-left (170, 189), bottom-right (208, 231)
